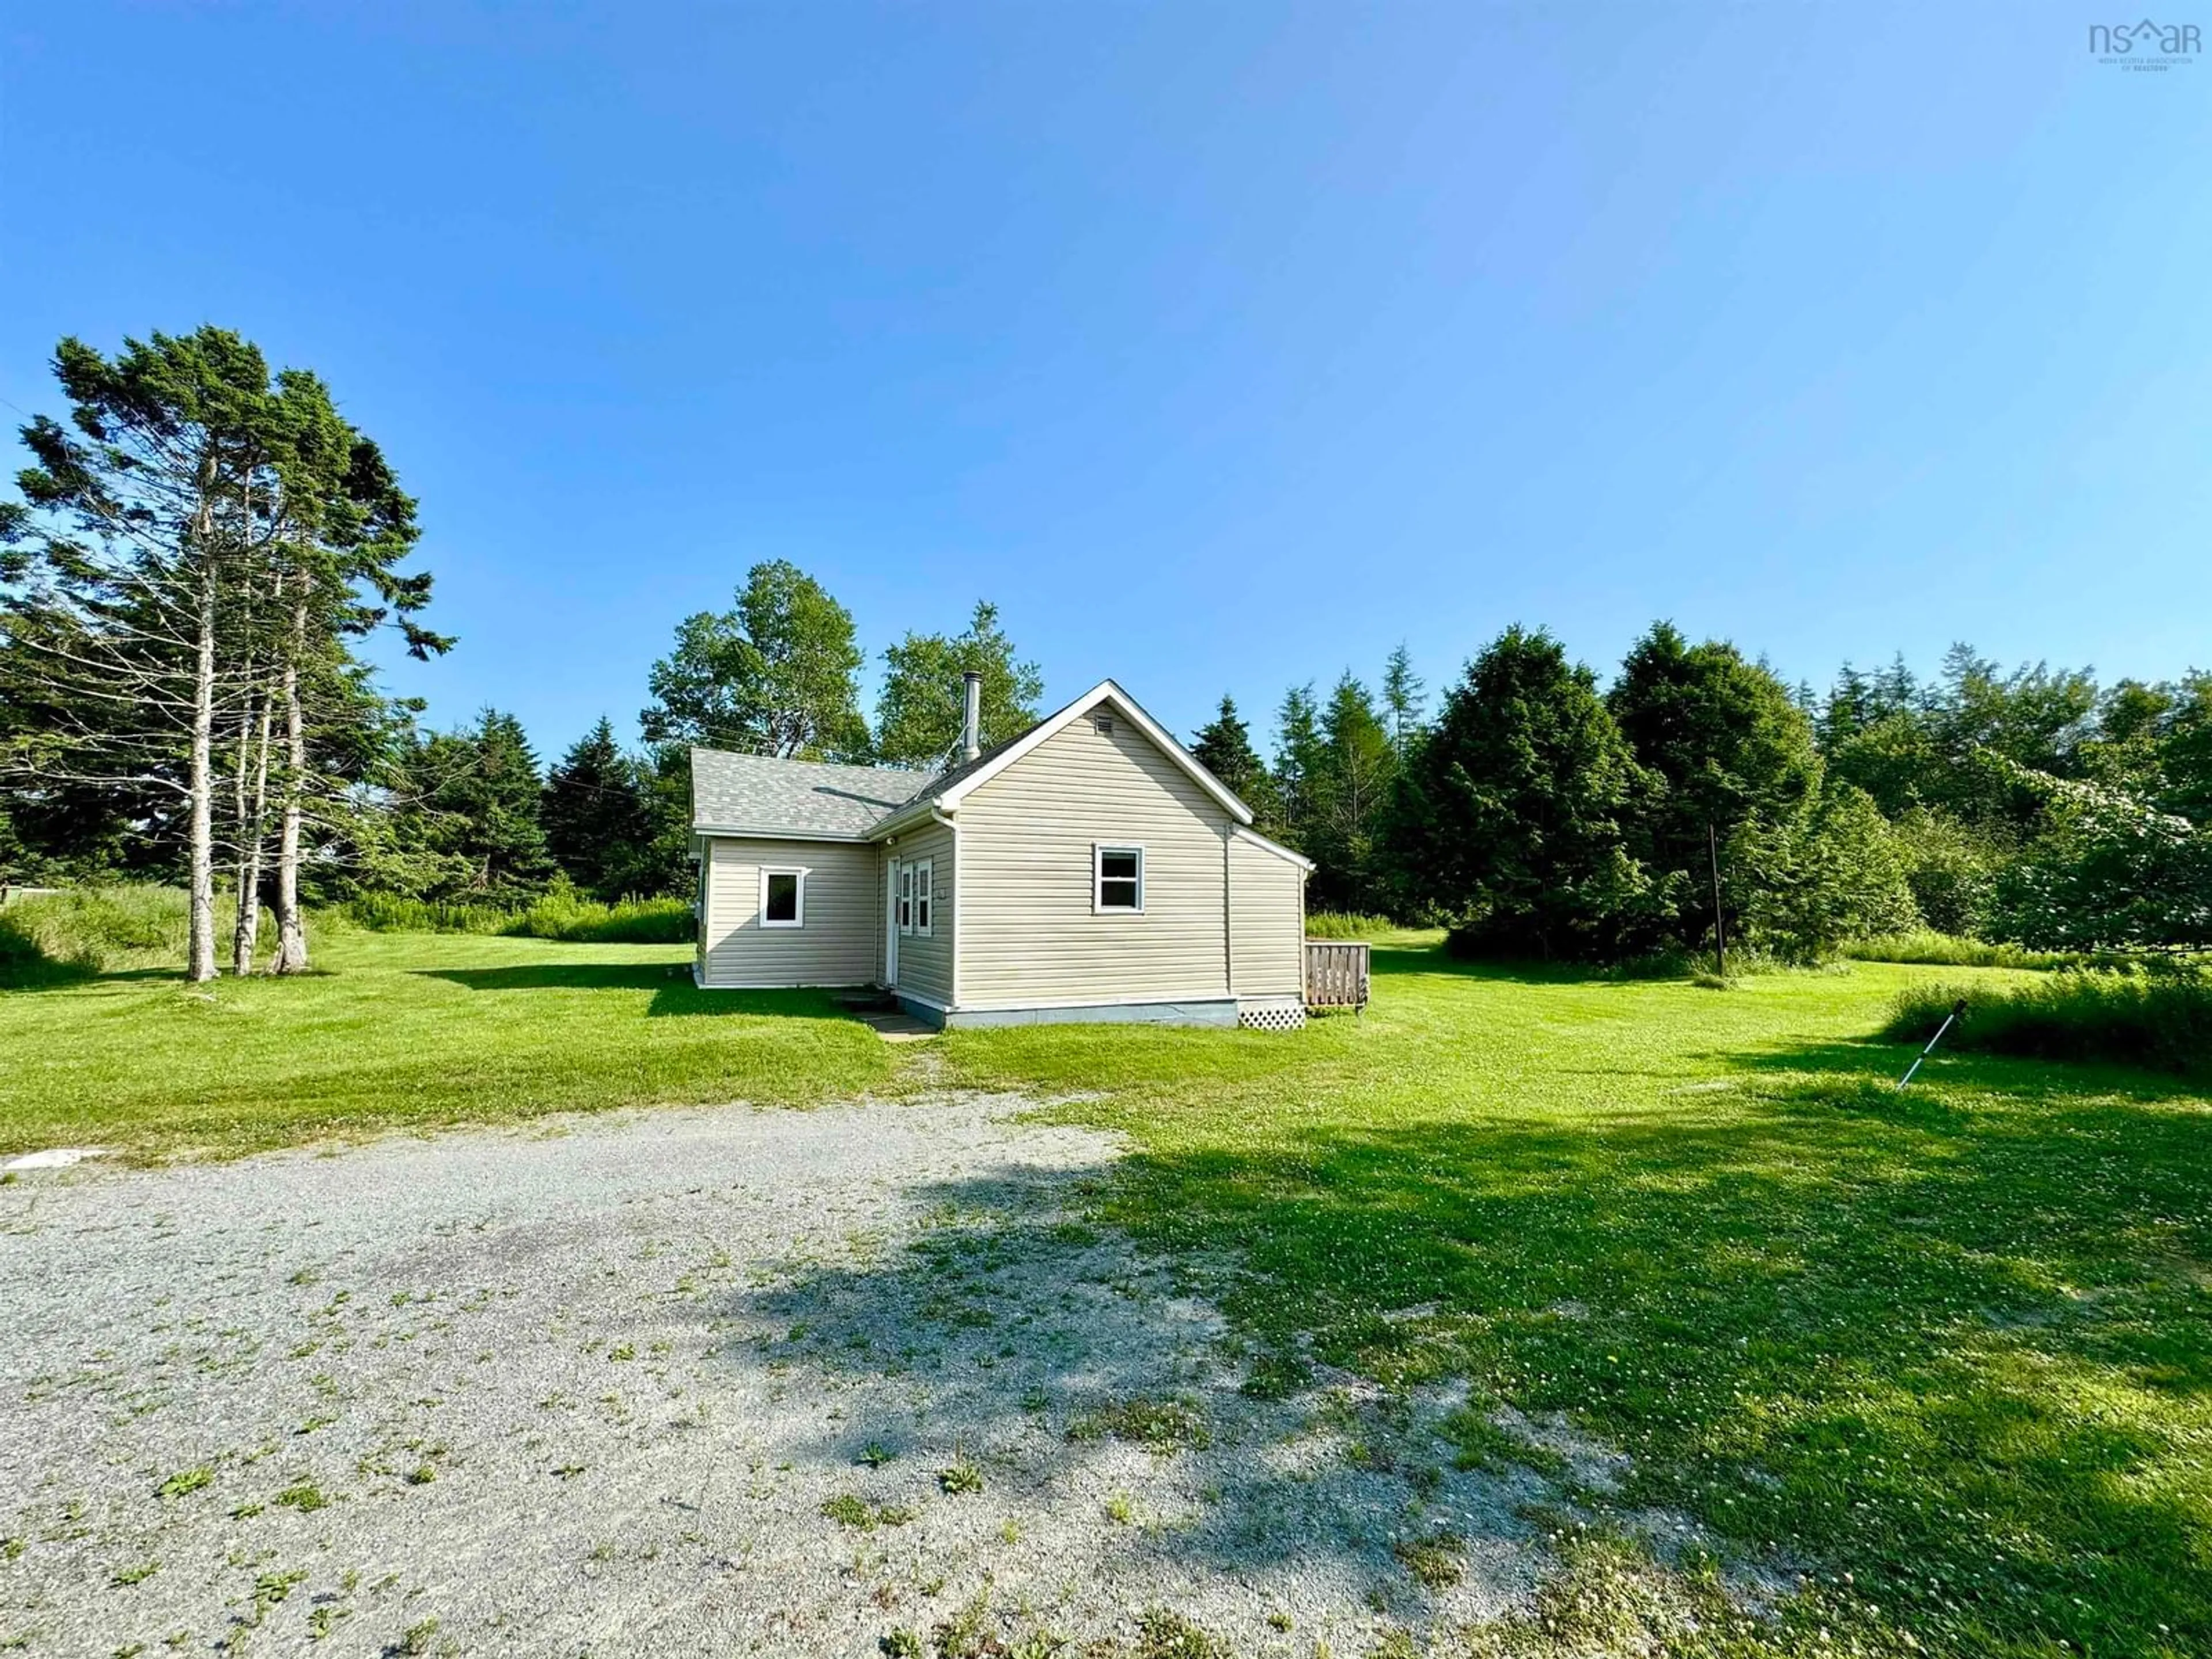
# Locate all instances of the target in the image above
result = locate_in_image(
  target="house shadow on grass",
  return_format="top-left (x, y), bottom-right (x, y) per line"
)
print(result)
top-left (412, 963), bottom-right (853, 1021)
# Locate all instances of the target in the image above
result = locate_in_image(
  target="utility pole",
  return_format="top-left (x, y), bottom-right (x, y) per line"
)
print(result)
top-left (1708, 820), bottom-right (1727, 979)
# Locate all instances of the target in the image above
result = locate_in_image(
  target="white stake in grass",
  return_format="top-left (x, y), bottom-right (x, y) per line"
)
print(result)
top-left (1896, 998), bottom-right (1969, 1090)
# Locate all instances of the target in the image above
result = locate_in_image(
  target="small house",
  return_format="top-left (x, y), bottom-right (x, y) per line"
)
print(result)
top-left (689, 676), bottom-right (1312, 1029)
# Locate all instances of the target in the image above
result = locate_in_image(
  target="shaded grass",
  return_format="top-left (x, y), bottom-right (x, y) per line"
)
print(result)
top-left (1888, 968), bottom-right (2212, 1077)
top-left (0, 931), bottom-right (896, 1157)
top-left (939, 950), bottom-right (2212, 1659)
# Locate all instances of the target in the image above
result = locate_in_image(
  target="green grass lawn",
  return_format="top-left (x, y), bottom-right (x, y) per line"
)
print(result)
top-left (5, 930), bottom-right (2208, 1654)
top-left (942, 948), bottom-right (2212, 1658)
top-left (0, 929), bottom-right (895, 1156)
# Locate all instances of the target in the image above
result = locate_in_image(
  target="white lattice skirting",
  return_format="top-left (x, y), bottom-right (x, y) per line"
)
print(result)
top-left (1237, 1002), bottom-right (1308, 1033)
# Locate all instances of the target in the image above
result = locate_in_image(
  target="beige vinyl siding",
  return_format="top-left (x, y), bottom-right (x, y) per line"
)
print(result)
top-left (700, 837), bottom-right (877, 987)
top-left (887, 823), bottom-right (955, 1004)
top-left (1229, 836), bottom-right (1306, 998)
top-left (957, 717), bottom-right (1232, 1006)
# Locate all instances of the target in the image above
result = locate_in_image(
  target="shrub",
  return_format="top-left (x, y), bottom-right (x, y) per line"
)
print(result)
top-left (1883, 967), bottom-right (2212, 1077)
top-left (336, 881), bottom-right (692, 945)
top-left (337, 892), bottom-right (512, 935)
top-left (1844, 930), bottom-right (2086, 971)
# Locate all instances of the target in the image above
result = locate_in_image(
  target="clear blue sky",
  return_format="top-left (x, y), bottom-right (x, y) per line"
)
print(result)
top-left (4, 3), bottom-right (2207, 759)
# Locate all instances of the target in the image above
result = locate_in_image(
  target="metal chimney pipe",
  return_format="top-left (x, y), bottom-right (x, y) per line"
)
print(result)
top-left (961, 671), bottom-right (982, 762)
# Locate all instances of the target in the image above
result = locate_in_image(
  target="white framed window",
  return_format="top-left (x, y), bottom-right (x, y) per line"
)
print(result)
top-left (912, 858), bottom-right (934, 936)
top-left (1093, 844), bottom-right (1144, 913)
top-left (759, 866), bottom-right (806, 929)
top-left (896, 861), bottom-right (914, 935)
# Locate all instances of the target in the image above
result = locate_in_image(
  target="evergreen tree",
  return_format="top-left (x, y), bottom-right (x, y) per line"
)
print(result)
top-left (399, 710), bottom-right (555, 901)
top-left (1270, 683), bottom-right (1324, 850)
top-left (1387, 626), bottom-right (1658, 960)
top-left (1819, 663), bottom-right (1878, 750)
top-left (1190, 695), bottom-right (1278, 826)
top-left (872, 600), bottom-right (1044, 767)
top-left (640, 560), bottom-right (867, 757)
top-left (540, 717), bottom-right (652, 899)
top-left (1380, 643), bottom-right (1426, 757)
top-left (0, 328), bottom-right (445, 978)
top-left (1608, 622), bottom-right (1819, 947)
top-left (1726, 781), bottom-right (1920, 961)
top-left (1308, 673), bottom-right (1396, 912)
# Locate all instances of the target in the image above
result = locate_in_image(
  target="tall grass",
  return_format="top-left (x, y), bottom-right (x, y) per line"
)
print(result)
top-left (1846, 930), bottom-right (2088, 971)
top-left (1885, 967), bottom-right (2212, 1077)
top-left (0, 885), bottom-right (210, 985)
top-left (1303, 910), bottom-right (1400, 940)
top-left (338, 888), bottom-right (694, 945)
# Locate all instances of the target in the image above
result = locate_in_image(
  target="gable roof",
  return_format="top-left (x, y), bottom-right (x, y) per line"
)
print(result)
top-left (689, 681), bottom-right (1257, 846)
top-left (870, 679), bottom-right (1255, 835)
top-left (690, 749), bottom-right (940, 840)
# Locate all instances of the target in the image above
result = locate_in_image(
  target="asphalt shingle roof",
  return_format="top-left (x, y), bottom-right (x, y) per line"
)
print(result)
top-left (690, 749), bottom-right (942, 839)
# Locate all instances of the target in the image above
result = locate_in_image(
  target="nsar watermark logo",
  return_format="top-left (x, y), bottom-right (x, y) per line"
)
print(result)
top-left (2090, 18), bottom-right (2200, 69)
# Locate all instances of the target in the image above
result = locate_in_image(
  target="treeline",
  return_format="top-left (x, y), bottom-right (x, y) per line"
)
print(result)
top-left (9, 329), bottom-right (2206, 975)
top-left (1225, 628), bottom-right (2212, 962)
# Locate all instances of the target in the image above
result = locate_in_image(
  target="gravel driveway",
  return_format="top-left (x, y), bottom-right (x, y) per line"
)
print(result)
top-left (0, 1094), bottom-right (1552, 1656)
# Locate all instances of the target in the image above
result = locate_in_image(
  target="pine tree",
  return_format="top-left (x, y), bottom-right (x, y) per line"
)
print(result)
top-left (1, 328), bottom-right (444, 979)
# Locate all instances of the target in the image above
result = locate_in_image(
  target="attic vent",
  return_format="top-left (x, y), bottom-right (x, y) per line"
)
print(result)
top-left (1092, 711), bottom-right (1116, 736)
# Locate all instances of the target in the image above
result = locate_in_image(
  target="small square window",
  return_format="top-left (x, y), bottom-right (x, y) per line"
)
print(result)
top-left (761, 868), bottom-right (805, 927)
top-left (1094, 845), bottom-right (1143, 912)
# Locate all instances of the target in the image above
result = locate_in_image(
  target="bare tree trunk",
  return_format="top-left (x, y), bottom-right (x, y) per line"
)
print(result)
top-left (230, 684), bottom-right (255, 975)
top-left (272, 578), bottom-right (311, 974)
top-left (187, 532), bottom-right (219, 984)
top-left (232, 687), bottom-right (273, 976)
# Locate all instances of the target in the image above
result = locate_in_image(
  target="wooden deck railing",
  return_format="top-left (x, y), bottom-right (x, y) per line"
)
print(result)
top-left (1304, 940), bottom-right (1370, 1012)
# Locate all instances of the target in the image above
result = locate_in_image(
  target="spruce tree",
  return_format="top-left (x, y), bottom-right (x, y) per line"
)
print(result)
top-left (1607, 622), bottom-right (1819, 946)
top-left (1190, 695), bottom-right (1278, 827)
top-left (1308, 674), bottom-right (1395, 912)
top-left (541, 717), bottom-right (651, 899)
top-left (1388, 626), bottom-right (1657, 960)
top-left (1380, 643), bottom-right (1426, 757)
top-left (402, 710), bottom-right (555, 901)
